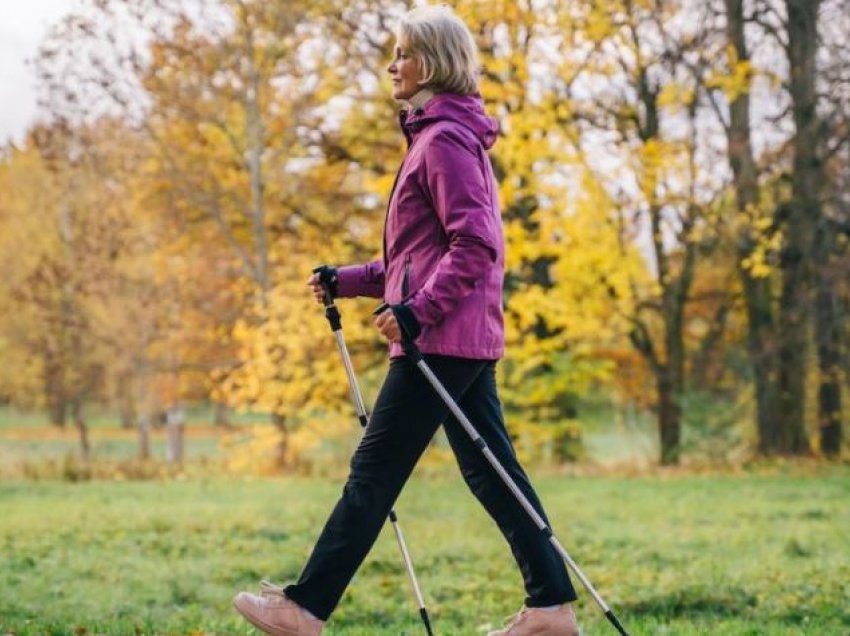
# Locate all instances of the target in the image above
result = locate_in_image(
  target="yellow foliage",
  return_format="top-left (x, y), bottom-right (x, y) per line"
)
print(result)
top-left (658, 82), bottom-right (696, 111)
top-left (706, 46), bottom-right (755, 101)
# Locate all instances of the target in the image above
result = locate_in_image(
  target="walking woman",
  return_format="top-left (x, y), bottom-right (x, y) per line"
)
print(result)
top-left (233, 6), bottom-right (579, 635)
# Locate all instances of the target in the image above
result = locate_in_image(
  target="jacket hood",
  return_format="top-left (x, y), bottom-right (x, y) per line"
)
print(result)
top-left (399, 92), bottom-right (500, 150)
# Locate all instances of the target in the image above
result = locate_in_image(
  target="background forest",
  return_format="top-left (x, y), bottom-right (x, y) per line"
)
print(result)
top-left (2, 0), bottom-right (848, 472)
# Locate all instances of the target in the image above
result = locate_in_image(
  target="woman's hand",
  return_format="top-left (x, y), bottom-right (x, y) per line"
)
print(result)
top-left (308, 265), bottom-right (339, 304)
top-left (307, 273), bottom-right (327, 305)
top-left (374, 310), bottom-right (401, 343)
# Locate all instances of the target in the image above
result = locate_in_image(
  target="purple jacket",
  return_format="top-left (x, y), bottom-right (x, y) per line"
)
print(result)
top-left (337, 93), bottom-right (505, 359)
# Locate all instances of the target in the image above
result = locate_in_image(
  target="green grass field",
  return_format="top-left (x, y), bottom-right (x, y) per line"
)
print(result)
top-left (2, 467), bottom-right (849, 635)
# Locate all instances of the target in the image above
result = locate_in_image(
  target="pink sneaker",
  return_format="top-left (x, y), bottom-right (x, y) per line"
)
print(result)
top-left (232, 580), bottom-right (324, 636)
top-left (487, 603), bottom-right (580, 635)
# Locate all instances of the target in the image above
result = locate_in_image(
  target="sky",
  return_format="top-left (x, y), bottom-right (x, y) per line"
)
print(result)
top-left (0, 1), bottom-right (77, 145)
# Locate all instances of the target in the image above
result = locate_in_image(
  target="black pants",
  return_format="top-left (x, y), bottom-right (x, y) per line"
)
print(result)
top-left (284, 355), bottom-right (577, 620)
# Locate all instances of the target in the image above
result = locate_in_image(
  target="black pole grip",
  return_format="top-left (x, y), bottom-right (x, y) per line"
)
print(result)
top-left (314, 266), bottom-right (342, 331)
top-left (312, 265), bottom-right (336, 308)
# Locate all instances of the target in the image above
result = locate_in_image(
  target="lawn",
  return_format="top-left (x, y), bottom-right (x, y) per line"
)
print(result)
top-left (1, 467), bottom-right (849, 635)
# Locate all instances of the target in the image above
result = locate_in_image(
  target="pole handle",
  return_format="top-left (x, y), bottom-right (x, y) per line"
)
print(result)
top-left (312, 265), bottom-right (338, 307)
top-left (314, 266), bottom-right (342, 331)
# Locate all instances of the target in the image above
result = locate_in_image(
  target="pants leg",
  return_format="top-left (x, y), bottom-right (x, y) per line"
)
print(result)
top-left (284, 355), bottom-right (486, 620)
top-left (442, 361), bottom-right (578, 607)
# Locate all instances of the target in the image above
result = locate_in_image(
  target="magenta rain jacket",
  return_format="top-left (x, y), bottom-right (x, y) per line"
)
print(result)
top-left (336, 92), bottom-right (505, 360)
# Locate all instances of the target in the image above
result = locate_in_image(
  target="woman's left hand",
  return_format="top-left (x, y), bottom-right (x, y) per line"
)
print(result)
top-left (374, 310), bottom-right (401, 343)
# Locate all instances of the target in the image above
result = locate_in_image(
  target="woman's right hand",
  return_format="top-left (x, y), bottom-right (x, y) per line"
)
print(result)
top-left (308, 265), bottom-right (339, 304)
top-left (307, 273), bottom-right (327, 305)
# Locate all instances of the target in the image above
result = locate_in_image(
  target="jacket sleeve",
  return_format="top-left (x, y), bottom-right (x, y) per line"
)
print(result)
top-left (406, 129), bottom-right (500, 327)
top-left (336, 260), bottom-right (386, 299)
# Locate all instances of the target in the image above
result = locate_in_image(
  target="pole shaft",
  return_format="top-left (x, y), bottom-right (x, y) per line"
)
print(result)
top-left (333, 330), bottom-right (368, 419)
top-left (391, 517), bottom-right (428, 610)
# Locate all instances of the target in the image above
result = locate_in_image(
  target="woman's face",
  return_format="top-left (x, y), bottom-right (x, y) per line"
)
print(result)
top-left (387, 40), bottom-right (423, 101)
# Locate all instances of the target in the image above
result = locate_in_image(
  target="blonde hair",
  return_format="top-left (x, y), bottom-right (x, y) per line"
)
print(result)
top-left (396, 5), bottom-right (480, 95)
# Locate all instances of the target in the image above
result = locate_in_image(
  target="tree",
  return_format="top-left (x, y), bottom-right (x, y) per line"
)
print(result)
top-left (791, 0), bottom-right (849, 456)
top-left (717, 0), bottom-right (786, 454)
top-left (714, 0), bottom-right (848, 455)
top-left (557, 0), bottom-right (730, 464)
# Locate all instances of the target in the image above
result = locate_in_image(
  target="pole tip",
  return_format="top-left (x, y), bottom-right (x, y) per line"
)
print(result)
top-left (605, 609), bottom-right (629, 636)
top-left (419, 607), bottom-right (434, 636)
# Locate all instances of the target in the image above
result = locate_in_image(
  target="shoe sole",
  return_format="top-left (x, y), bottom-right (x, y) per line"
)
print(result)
top-left (232, 597), bottom-right (304, 636)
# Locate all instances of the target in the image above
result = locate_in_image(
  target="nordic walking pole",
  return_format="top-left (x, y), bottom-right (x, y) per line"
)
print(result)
top-left (313, 268), bottom-right (434, 636)
top-left (375, 303), bottom-right (630, 636)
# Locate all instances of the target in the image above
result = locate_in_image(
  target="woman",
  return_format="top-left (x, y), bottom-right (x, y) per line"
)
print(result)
top-left (233, 6), bottom-right (579, 635)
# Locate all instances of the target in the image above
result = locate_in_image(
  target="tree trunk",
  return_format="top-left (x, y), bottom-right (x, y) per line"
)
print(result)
top-left (138, 413), bottom-right (151, 460)
top-left (814, 256), bottom-right (843, 455)
top-left (213, 401), bottom-right (231, 427)
top-left (723, 0), bottom-right (781, 454)
top-left (70, 398), bottom-right (90, 461)
top-left (787, 0), bottom-right (843, 456)
top-left (48, 393), bottom-right (67, 428)
top-left (271, 412), bottom-right (288, 469)
top-left (657, 367), bottom-right (682, 465)
top-left (166, 406), bottom-right (185, 464)
top-left (245, 49), bottom-right (269, 303)
top-left (745, 279), bottom-right (780, 454)
top-left (776, 261), bottom-right (810, 453)
top-left (772, 0), bottom-right (825, 455)
top-left (119, 373), bottom-right (136, 429)
top-left (45, 357), bottom-right (67, 427)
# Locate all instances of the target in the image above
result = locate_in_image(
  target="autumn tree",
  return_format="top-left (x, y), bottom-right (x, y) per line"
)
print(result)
top-left (787, 0), bottom-right (849, 456)
top-left (551, 0), bottom-right (732, 464)
top-left (0, 122), bottom-right (153, 458)
top-left (713, 0), bottom-right (849, 455)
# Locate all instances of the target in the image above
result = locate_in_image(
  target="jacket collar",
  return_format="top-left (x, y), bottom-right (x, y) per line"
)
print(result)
top-left (405, 88), bottom-right (435, 112)
top-left (398, 90), bottom-right (438, 146)
top-left (396, 91), bottom-right (499, 150)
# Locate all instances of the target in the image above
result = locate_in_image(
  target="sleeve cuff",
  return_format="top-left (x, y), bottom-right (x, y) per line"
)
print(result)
top-left (336, 265), bottom-right (365, 298)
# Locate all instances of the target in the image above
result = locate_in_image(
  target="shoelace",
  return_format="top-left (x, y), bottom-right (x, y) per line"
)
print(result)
top-left (259, 580), bottom-right (286, 597)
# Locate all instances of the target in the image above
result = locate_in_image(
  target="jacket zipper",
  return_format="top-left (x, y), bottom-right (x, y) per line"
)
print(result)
top-left (382, 113), bottom-right (416, 269)
top-left (382, 167), bottom-right (404, 269)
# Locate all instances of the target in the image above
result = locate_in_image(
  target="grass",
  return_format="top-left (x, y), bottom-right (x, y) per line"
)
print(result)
top-left (1, 467), bottom-right (849, 635)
